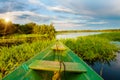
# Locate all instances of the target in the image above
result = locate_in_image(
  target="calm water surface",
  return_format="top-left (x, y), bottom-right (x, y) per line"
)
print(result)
top-left (56, 32), bottom-right (120, 80)
top-left (90, 52), bottom-right (120, 80)
top-left (56, 32), bottom-right (101, 39)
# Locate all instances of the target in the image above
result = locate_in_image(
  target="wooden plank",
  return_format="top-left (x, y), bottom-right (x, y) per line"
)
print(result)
top-left (51, 42), bottom-right (66, 51)
top-left (29, 60), bottom-right (87, 73)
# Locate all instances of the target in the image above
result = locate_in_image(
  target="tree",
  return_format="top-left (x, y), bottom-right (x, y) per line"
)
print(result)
top-left (17, 22), bottom-right (36, 34)
top-left (47, 23), bottom-right (56, 39)
top-left (32, 23), bottom-right (56, 39)
top-left (25, 22), bottom-right (36, 34)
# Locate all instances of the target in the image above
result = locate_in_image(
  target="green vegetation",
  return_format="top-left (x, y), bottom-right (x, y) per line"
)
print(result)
top-left (0, 32), bottom-right (120, 79)
top-left (0, 40), bottom-right (54, 78)
top-left (0, 34), bottom-right (52, 47)
top-left (0, 18), bottom-right (55, 39)
top-left (61, 36), bottom-right (119, 63)
top-left (57, 29), bottom-right (120, 34)
top-left (0, 18), bottom-right (56, 47)
top-left (90, 32), bottom-right (120, 41)
top-left (0, 18), bottom-right (56, 79)
top-left (0, 17), bottom-right (120, 79)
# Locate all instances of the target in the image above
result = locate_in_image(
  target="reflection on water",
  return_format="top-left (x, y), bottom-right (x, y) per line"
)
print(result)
top-left (90, 52), bottom-right (120, 80)
top-left (56, 32), bottom-right (101, 39)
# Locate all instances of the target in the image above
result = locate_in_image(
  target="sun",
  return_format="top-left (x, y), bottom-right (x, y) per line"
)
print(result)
top-left (5, 18), bottom-right (10, 22)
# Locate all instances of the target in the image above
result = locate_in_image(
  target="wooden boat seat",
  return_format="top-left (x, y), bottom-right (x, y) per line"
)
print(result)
top-left (29, 60), bottom-right (87, 73)
top-left (51, 42), bottom-right (66, 51)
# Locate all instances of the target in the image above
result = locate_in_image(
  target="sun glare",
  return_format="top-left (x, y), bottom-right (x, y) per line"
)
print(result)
top-left (5, 18), bottom-right (10, 22)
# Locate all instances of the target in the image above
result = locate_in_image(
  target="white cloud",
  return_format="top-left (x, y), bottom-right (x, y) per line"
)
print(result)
top-left (54, 0), bottom-right (120, 16)
top-left (26, 0), bottom-right (120, 16)
top-left (28, 0), bottom-right (41, 4)
top-left (87, 21), bottom-right (108, 25)
top-left (52, 19), bottom-right (86, 30)
top-left (0, 11), bottom-right (54, 24)
top-left (0, 0), bottom-right (120, 30)
top-left (52, 20), bottom-right (84, 24)
top-left (0, 11), bottom-right (46, 18)
top-left (55, 23), bottom-right (85, 31)
top-left (47, 6), bottom-right (75, 14)
top-left (52, 0), bottom-right (95, 15)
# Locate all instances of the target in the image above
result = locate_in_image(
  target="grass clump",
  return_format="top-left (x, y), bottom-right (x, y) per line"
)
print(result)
top-left (61, 36), bottom-right (118, 63)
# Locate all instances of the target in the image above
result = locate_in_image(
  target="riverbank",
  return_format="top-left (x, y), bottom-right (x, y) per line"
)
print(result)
top-left (56, 29), bottom-right (120, 34)
top-left (89, 32), bottom-right (120, 42)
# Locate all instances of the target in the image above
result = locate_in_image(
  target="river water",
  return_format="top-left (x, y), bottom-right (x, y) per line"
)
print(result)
top-left (56, 32), bottom-right (120, 80)
top-left (91, 52), bottom-right (120, 80)
top-left (56, 32), bottom-right (101, 39)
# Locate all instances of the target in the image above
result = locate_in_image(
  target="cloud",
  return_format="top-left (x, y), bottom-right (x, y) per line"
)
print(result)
top-left (100, 0), bottom-right (120, 16)
top-left (28, 0), bottom-right (50, 11)
top-left (0, 0), bottom-right (28, 13)
top-left (28, 0), bottom-right (41, 4)
top-left (0, 0), bottom-right (120, 30)
top-left (27, 0), bottom-right (120, 17)
top-left (52, 0), bottom-right (95, 15)
top-left (28, 0), bottom-right (76, 14)
top-left (0, 1), bottom-right (14, 13)
top-left (47, 6), bottom-right (76, 14)
top-left (53, 0), bottom-right (120, 17)
top-left (28, 0), bottom-right (92, 15)
top-left (52, 19), bottom-right (86, 31)
top-left (28, 0), bottom-right (46, 7)
top-left (52, 19), bottom-right (87, 25)
top-left (0, 11), bottom-right (55, 24)
top-left (87, 21), bottom-right (108, 25)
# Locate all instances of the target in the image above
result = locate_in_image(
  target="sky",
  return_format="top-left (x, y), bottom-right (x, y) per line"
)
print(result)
top-left (0, 0), bottom-right (120, 31)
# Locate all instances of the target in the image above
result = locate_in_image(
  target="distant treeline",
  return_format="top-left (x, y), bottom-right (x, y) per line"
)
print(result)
top-left (0, 18), bottom-right (55, 39)
top-left (57, 29), bottom-right (120, 33)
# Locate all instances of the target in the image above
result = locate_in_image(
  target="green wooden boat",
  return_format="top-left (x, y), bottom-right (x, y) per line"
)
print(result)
top-left (3, 42), bottom-right (103, 80)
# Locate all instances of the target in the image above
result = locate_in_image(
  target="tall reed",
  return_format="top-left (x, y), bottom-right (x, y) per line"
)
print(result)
top-left (61, 36), bottom-right (118, 63)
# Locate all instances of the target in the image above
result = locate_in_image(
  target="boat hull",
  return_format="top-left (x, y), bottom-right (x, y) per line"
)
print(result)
top-left (3, 42), bottom-right (103, 80)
